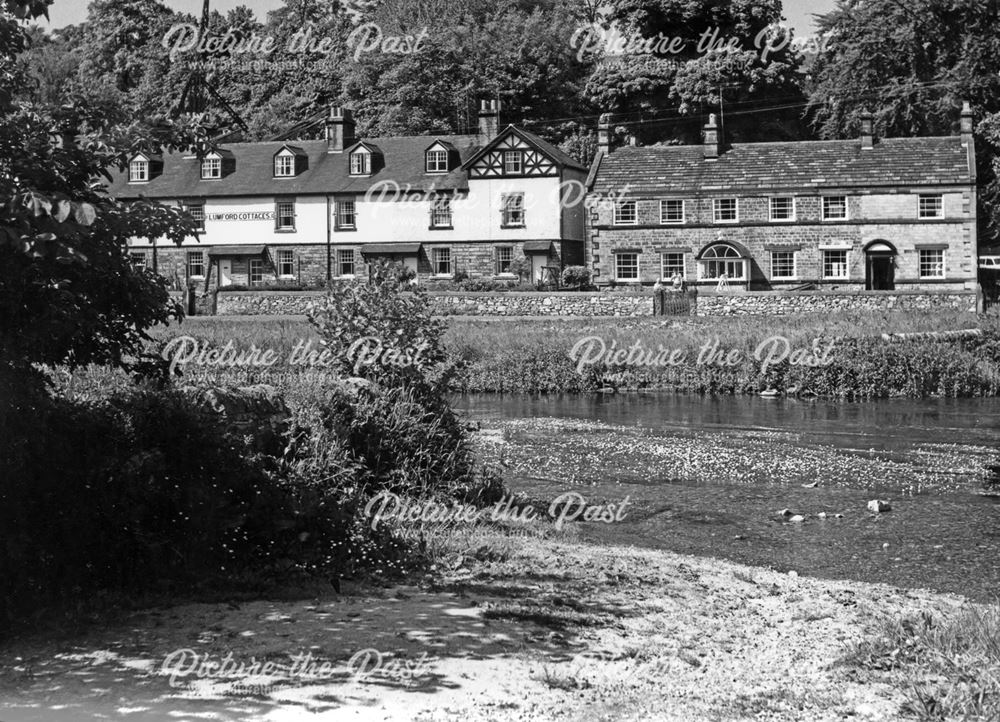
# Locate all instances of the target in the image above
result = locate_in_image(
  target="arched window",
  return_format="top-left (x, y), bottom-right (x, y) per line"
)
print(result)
top-left (699, 244), bottom-right (746, 280)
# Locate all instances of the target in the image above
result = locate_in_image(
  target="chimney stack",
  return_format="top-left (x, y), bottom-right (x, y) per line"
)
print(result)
top-left (478, 99), bottom-right (500, 143)
top-left (961, 100), bottom-right (974, 145)
top-left (703, 113), bottom-right (720, 159)
top-left (597, 113), bottom-right (612, 156)
top-left (859, 110), bottom-right (874, 150)
top-left (325, 105), bottom-right (356, 153)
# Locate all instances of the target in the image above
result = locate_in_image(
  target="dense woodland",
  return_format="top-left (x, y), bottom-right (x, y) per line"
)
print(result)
top-left (16, 0), bottom-right (1000, 244)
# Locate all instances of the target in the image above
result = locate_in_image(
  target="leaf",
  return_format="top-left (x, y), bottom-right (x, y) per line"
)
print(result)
top-left (54, 200), bottom-right (72, 223)
top-left (74, 202), bottom-right (97, 226)
top-left (30, 193), bottom-right (52, 217)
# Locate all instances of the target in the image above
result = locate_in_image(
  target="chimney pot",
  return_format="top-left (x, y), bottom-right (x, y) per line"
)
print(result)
top-left (325, 105), bottom-right (356, 153)
top-left (597, 113), bottom-right (612, 156)
top-left (478, 98), bottom-right (500, 143)
top-left (703, 113), bottom-right (720, 159)
top-left (859, 110), bottom-right (874, 149)
top-left (961, 100), bottom-right (974, 137)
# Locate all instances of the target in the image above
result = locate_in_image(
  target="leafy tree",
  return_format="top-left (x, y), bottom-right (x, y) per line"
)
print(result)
top-left (0, 0), bottom-right (219, 382)
top-left (343, 0), bottom-right (596, 142)
top-left (806, 0), bottom-right (1000, 244)
top-left (581, 0), bottom-right (807, 144)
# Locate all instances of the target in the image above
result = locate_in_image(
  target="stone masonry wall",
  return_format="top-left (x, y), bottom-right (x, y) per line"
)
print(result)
top-left (696, 290), bottom-right (979, 316)
top-left (211, 288), bottom-right (978, 318)
top-left (215, 290), bottom-right (654, 317)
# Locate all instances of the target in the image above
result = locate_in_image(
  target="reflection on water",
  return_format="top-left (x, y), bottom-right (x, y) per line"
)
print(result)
top-left (457, 393), bottom-right (1000, 601)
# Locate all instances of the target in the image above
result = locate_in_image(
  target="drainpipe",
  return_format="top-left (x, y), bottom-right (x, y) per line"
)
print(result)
top-left (326, 195), bottom-right (332, 286)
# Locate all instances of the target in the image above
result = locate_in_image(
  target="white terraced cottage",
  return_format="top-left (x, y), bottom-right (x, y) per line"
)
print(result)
top-left (110, 101), bottom-right (588, 288)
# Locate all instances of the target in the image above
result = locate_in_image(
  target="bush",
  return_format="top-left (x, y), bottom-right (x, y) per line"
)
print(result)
top-left (0, 379), bottom-right (287, 627)
top-left (561, 265), bottom-right (592, 290)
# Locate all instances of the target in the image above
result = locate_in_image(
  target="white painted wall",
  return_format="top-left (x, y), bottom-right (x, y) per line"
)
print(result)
top-left (132, 176), bottom-right (576, 249)
top-left (142, 196), bottom-right (329, 248)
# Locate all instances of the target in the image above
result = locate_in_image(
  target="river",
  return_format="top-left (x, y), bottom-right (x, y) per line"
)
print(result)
top-left (457, 393), bottom-right (1000, 601)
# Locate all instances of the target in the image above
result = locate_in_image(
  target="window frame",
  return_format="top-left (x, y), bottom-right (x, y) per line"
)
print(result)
top-left (432, 247), bottom-right (453, 277)
top-left (770, 250), bottom-right (797, 280)
top-left (277, 249), bottom-right (295, 278)
top-left (275, 199), bottom-right (296, 232)
top-left (822, 195), bottom-right (848, 221)
top-left (503, 150), bottom-right (523, 175)
top-left (336, 199), bottom-right (357, 230)
top-left (660, 252), bottom-right (685, 280)
top-left (659, 199), bottom-right (684, 225)
top-left (713, 198), bottom-right (738, 224)
top-left (426, 150), bottom-right (449, 174)
top-left (349, 151), bottom-right (371, 176)
top-left (129, 251), bottom-right (147, 269)
top-left (184, 203), bottom-right (205, 232)
top-left (918, 194), bottom-right (944, 219)
top-left (187, 250), bottom-right (205, 279)
top-left (129, 159), bottom-right (149, 183)
top-left (613, 200), bottom-right (638, 226)
top-left (699, 244), bottom-right (746, 281)
top-left (274, 152), bottom-right (295, 178)
top-left (495, 246), bottom-right (515, 276)
top-left (430, 196), bottom-right (453, 229)
top-left (501, 193), bottom-right (525, 228)
top-left (248, 258), bottom-right (264, 286)
top-left (822, 249), bottom-right (850, 279)
top-left (918, 248), bottom-right (946, 279)
top-left (615, 252), bottom-right (639, 281)
top-left (201, 156), bottom-right (222, 180)
top-left (769, 197), bottom-right (796, 222)
top-left (336, 248), bottom-right (355, 277)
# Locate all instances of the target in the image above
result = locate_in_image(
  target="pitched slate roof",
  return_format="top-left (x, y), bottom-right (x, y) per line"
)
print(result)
top-left (590, 137), bottom-right (973, 195)
top-left (108, 134), bottom-right (483, 199)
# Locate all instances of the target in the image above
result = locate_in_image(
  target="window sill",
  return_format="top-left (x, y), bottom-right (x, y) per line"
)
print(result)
top-left (500, 224), bottom-right (526, 230)
top-left (274, 228), bottom-right (297, 234)
top-left (428, 225), bottom-right (454, 231)
top-left (660, 221), bottom-right (684, 225)
top-left (335, 227), bottom-right (357, 232)
top-left (769, 218), bottom-right (796, 223)
top-left (713, 220), bottom-right (739, 224)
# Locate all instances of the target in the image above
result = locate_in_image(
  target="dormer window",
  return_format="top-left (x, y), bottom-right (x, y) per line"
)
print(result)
top-left (426, 150), bottom-right (449, 173)
top-left (350, 150), bottom-right (371, 176)
top-left (202, 156), bottom-right (222, 180)
top-left (129, 158), bottom-right (149, 183)
top-left (274, 152), bottom-right (295, 177)
top-left (272, 146), bottom-right (306, 178)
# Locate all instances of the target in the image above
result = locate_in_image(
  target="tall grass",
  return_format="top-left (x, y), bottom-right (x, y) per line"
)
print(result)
top-left (847, 604), bottom-right (1000, 720)
top-left (127, 311), bottom-right (1000, 399)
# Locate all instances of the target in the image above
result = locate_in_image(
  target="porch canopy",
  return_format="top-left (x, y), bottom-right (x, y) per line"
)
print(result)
top-left (208, 245), bottom-right (269, 258)
top-left (360, 243), bottom-right (422, 256)
top-left (522, 240), bottom-right (554, 253)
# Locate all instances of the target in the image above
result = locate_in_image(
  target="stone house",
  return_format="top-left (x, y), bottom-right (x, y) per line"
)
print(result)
top-left (109, 101), bottom-right (587, 289)
top-left (586, 104), bottom-right (979, 293)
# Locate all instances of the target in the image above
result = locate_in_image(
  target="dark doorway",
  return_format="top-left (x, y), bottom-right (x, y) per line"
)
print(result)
top-left (866, 252), bottom-right (895, 290)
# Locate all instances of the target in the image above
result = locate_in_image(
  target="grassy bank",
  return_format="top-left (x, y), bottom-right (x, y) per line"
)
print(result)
top-left (131, 311), bottom-right (1000, 399)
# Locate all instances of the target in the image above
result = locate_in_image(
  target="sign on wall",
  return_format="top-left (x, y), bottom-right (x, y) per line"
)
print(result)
top-left (206, 211), bottom-right (275, 221)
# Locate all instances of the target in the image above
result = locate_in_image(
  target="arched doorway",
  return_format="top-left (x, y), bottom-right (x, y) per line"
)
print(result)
top-left (864, 241), bottom-right (896, 291)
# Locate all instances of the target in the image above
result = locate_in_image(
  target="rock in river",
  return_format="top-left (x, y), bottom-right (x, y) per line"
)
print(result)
top-left (867, 500), bottom-right (892, 513)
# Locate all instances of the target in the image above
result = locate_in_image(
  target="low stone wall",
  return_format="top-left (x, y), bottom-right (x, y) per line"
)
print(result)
top-left (216, 291), bottom-right (325, 316)
top-left (211, 288), bottom-right (978, 318)
top-left (696, 289), bottom-right (979, 316)
top-left (215, 290), bottom-right (655, 317)
top-left (430, 291), bottom-right (653, 317)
